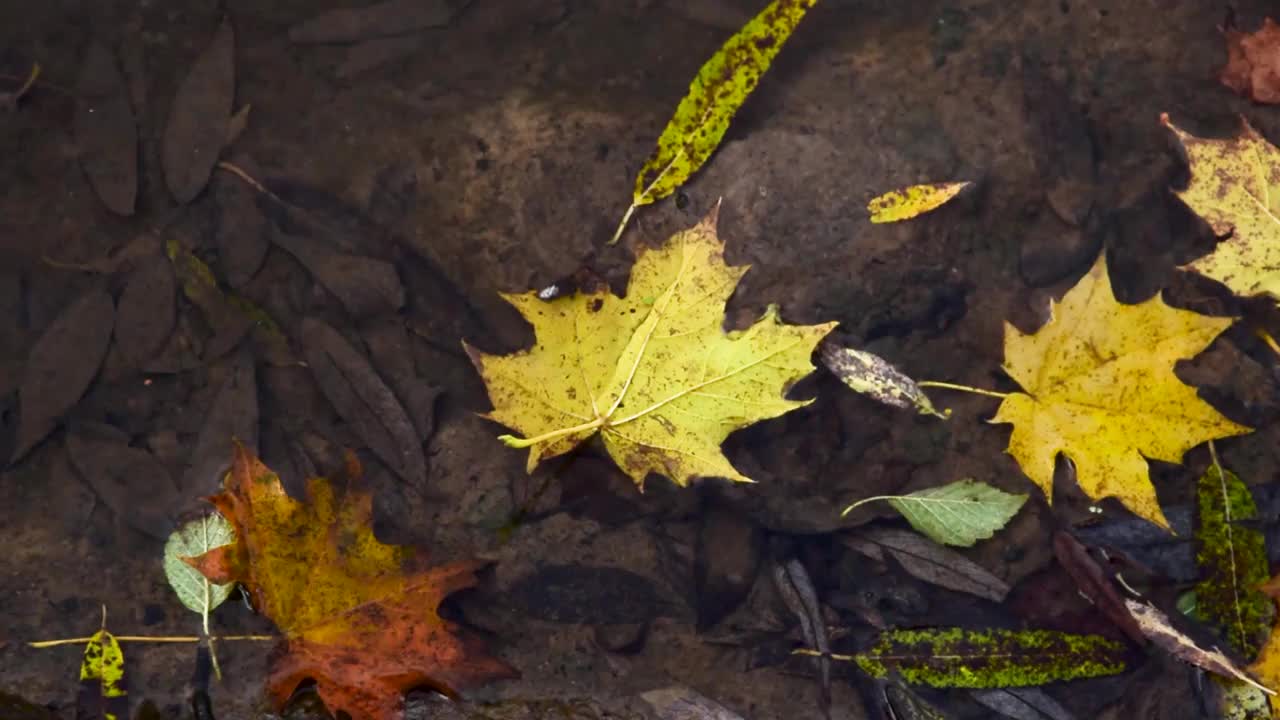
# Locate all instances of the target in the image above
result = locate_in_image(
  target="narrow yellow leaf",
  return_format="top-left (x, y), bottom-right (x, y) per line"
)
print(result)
top-left (610, 0), bottom-right (819, 244)
top-left (991, 254), bottom-right (1251, 529)
top-left (470, 205), bottom-right (836, 487)
top-left (867, 182), bottom-right (970, 224)
top-left (1163, 114), bottom-right (1280, 298)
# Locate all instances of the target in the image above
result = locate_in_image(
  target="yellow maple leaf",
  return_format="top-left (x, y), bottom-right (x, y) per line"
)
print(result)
top-left (1250, 577), bottom-right (1280, 717)
top-left (467, 206), bottom-right (836, 487)
top-left (1164, 113), bottom-right (1280, 298)
top-left (990, 255), bottom-right (1250, 529)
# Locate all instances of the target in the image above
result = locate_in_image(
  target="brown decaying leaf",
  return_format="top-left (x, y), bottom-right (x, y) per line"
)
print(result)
top-left (114, 255), bottom-right (177, 370)
top-left (185, 446), bottom-right (515, 718)
top-left (181, 349), bottom-right (258, 496)
top-left (1220, 17), bottom-right (1280, 104)
top-left (301, 318), bottom-right (425, 485)
top-left (12, 289), bottom-right (115, 462)
top-left (1051, 531), bottom-right (1146, 645)
top-left (67, 425), bottom-right (182, 539)
top-left (162, 17), bottom-right (235, 204)
top-left (843, 527), bottom-right (1010, 602)
top-left (273, 232), bottom-right (404, 319)
top-left (1124, 599), bottom-right (1273, 695)
top-left (212, 157), bottom-right (270, 288)
top-left (75, 41), bottom-right (137, 216)
top-left (289, 0), bottom-right (452, 44)
top-left (640, 686), bottom-right (746, 720)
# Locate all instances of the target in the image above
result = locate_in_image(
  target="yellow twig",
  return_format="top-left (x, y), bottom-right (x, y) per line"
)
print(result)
top-left (609, 203), bottom-right (637, 245)
top-left (29, 634), bottom-right (274, 648)
top-left (1256, 328), bottom-right (1280, 359)
top-left (917, 380), bottom-right (1010, 400)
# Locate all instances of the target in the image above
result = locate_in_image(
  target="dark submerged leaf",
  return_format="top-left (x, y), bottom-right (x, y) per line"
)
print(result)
top-left (273, 232), bottom-right (404, 319)
top-left (162, 17), bottom-right (235, 204)
top-left (181, 349), bottom-right (258, 495)
top-left (12, 289), bottom-right (115, 462)
top-left (301, 318), bottom-right (424, 485)
top-left (971, 688), bottom-right (1075, 720)
top-left (289, 0), bottom-right (453, 44)
top-left (75, 41), bottom-right (137, 216)
top-left (213, 157), bottom-right (270, 288)
top-left (67, 427), bottom-right (182, 539)
top-left (844, 527), bottom-right (1010, 602)
top-left (114, 255), bottom-right (177, 370)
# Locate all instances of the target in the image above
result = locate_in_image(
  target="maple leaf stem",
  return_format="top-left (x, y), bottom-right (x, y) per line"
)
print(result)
top-left (609, 203), bottom-right (637, 245)
top-left (1256, 328), bottom-right (1280, 359)
top-left (498, 417), bottom-right (606, 448)
top-left (28, 634), bottom-right (275, 648)
top-left (917, 381), bottom-right (1009, 400)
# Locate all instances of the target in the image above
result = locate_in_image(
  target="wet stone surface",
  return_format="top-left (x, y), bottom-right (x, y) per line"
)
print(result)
top-left (2, 0), bottom-right (1280, 719)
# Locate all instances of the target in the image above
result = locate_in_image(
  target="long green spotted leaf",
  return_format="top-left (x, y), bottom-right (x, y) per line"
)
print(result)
top-left (164, 513), bottom-right (237, 631)
top-left (843, 479), bottom-right (1027, 547)
top-left (1194, 462), bottom-right (1272, 658)
top-left (610, 0), bottom-right (819, 244)
top-left (835, 628), bottom-right (1126, 688)
top-left (76, 629), bottom-right (128, 720)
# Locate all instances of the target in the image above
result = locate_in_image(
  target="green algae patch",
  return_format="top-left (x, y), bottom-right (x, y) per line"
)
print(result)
top-left (851, 628), bottom-right (1127, 688)
top-left (1194, 463), bottom-right (1273, 659)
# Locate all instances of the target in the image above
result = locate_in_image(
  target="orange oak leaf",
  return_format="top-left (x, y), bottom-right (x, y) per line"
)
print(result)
top-left (1220, 17), bottom-right (1280, 104)
top-left (185, 444), bottom-right (515, 720)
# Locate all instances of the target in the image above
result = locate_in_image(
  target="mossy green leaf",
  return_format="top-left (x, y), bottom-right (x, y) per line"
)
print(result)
top-left (164, 513), bottom-right (237, 625)
top-left (76, 629), bottom-right (128, 720)
top-left (611, 0), bottom-right (819, 243)
top-left (849, 627), bottom-right (1126, 688)
top-left (1194, 462), bottom-right (1272, 659)
top-left (843, 478), bottom-right (1027, 547)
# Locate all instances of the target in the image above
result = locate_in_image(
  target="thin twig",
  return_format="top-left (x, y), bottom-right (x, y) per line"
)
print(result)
top-left (29, 634), bottom-right (274, 648)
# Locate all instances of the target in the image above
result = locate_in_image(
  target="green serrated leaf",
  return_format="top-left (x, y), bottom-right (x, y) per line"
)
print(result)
top-left (610, 0), bottom-right (819, 243)
top-left (1194, 462), bottom-right (1273, 659)
top-left (164, 513), bottom-right (236, 626)
top-left (843, 478), bottom-right (1027, 547)
top-left (76, 629), bottom-right (128, 720)
top-left (848, 627), bottom-right (1126, 688)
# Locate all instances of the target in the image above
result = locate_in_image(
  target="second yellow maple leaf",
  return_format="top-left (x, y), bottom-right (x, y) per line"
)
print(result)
top-left (468, 206), bottom-right (836, 487)
top-left (992, 255), bottom-right (1250, 529)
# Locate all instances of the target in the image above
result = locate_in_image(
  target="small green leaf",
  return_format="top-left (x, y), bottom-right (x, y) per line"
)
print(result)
top-left (610, 0), bottom-right (819, 243)
top-left (843, 478), bottom-right (1027, 547)
top-left (164, 513), bottom-right (236, 628)
top-left (820, 343), bottom-right (948, 419)
top-left (1194, 461), bottom-right (1272, 659)
top-left (77, 629), bottom-right (128, 720)
top-left (847, 627), bottom-right (1126, 688)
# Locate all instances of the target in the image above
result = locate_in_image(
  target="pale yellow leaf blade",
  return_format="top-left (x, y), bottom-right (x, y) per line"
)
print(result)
top-left (990, 254), bottom-right (1251, 529)
top-left (1163, 113), bottom-right (1280, 298)
top-left (470, 206), bottom-right (836, 487)
top-left (867, 182), bottom-right (970, 224)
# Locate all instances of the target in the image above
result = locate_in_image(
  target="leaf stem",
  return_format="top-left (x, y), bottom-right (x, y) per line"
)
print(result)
top-left (917, 381), bottom-right (1010, 400)
top-left (29, 634), bottom-right (274, 648)
top-left (793, 648), bottom-right (859, 662)
top-left (608, 204), bottom-right (637, 246)
top-left (499, 417), bottom-right (605, 448)
top-left (841, 495), bottom-right (897, 518)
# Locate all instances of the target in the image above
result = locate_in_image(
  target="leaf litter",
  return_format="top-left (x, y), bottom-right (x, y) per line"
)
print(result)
top-left (66, 423), bottom-right (183, 540)
top-left (181, 348), bottom-right (259, 496)
top-left (843, 527), bottom-right (1011, 602)
top-left (113, 254), bottom-right (177, 371)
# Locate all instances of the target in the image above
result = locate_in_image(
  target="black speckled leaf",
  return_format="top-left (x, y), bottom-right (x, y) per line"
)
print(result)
top-left (12, 289), bottom-right (115, 462)
top-left (162, 17), bottom-right (235, 204)
top-left (75, 629), bottom-right (128, 720)
top-left (75, 41), bottom-right (137, 216)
